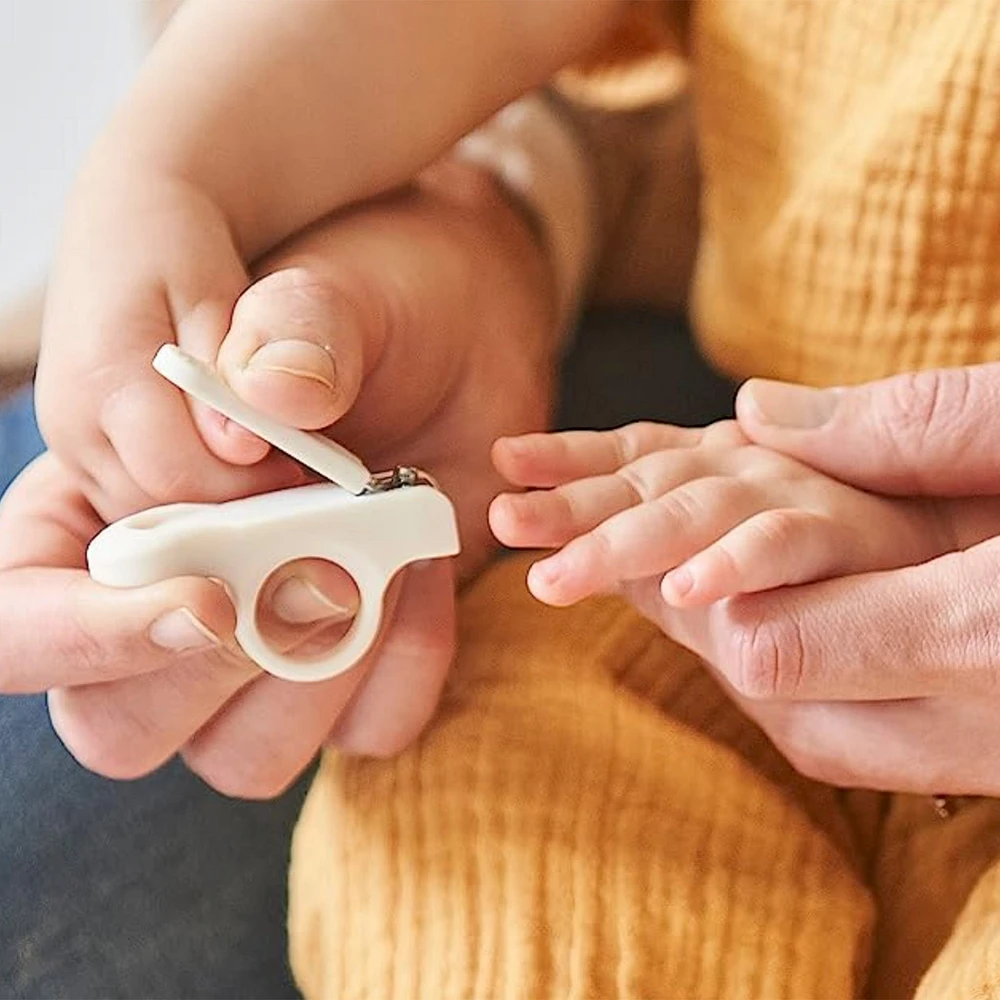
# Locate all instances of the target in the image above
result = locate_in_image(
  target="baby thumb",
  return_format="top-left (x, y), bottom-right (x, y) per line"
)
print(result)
top-left (735, 365), bottom-right (1000, 496)
top-left (216, 267), bottom-right (366, 433)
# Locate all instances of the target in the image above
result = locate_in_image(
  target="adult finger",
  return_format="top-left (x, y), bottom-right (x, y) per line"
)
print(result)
top-left (736, 364), bottom-right (1000, 496)
top-left (739, 694), bottom-right (1000, 796)
top-left (48, 641), bottom-right (257, 780)
top-left (0, 567), bottom-right (240, 693)
top-left (214, 203), bottom-right (433, 446)
top-left (330, 560), bottom-right (454, 758)
top-left (181, 561), bottom-right (455, 798)
top-left (689, 538), bottom-right (1000, 703)
top-left (256, 557), bottom-right (361, 653)
top-left (0, 455), bottom-right (244, 692)
top-left (624, 567), bottom-right (1000, 793)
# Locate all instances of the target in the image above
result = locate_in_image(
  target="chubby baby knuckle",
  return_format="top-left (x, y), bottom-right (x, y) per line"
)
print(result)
top-left (655, 481), bottom-right (716, 527)
top-left (617, 461), bottom-right (661, 504)
top-left (733, 445), bottom-right (799, 482)
top-left (704, 538), bottom-right (745, 582)
top-left (617, 422), bottom-right (670, 460)
top-left (747, 509), bottom-right (808, 554)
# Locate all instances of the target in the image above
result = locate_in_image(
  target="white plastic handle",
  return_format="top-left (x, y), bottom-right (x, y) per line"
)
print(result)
top-left (153, 344), bottom-right (373, 493)
top-left (87, 482), bottom-right (460, 682)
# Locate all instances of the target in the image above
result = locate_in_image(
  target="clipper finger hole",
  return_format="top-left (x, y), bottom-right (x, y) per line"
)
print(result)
top-left (254, 558), bottom-right (361, 661)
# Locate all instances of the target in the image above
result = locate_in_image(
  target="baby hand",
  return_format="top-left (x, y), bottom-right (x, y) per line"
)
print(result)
top-left (490, 420), bottom-right (955, 607)
top-left (35, 144), bottom-right (398, 539)
top-left (35, 169), bottom-right (322, 524)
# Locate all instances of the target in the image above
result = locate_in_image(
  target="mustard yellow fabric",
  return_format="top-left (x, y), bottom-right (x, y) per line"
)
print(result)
top-left (289, 2), bottom-right (1000, 996)
top-left (691, 0), bottom-right (1000, 386)
top-left (290, 555), bottom-right (1000, 998)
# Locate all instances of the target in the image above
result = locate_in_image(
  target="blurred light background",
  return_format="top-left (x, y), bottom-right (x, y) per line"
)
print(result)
top-left (0, 0), bottom-right (143, 309)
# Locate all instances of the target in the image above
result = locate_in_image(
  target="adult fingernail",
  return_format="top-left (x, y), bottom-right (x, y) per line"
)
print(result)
top-left (149, 608), bottom-right (220, 652)
top-left (245, 339), bottom-right (337, 391)
top-left (743, 379), bottom-right (840, 429)
top-left (272, 576), bottom-right (354, 625)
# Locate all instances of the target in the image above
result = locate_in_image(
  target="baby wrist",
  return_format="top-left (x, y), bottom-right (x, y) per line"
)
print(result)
top-left (453, 90), bottom-right (598, 353)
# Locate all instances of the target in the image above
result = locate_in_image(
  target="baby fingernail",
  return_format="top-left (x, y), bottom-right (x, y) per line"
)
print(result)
top-left (245, 339), bottom-right (337, 391)
top-left (743, 380), bottom-right (839, 429)
top-left (272, 576), bottom-right (354, 625)
top-left (149, 608), bottom-right (220, 652)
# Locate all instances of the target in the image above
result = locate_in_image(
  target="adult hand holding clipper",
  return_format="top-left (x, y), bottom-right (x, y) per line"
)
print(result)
top-left (88, 345), bottom-right (461, 683)
top-left (0, 171), bottom-right (558, 797)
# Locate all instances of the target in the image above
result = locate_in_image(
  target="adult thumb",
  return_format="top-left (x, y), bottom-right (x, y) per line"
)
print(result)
top-left (215, 266), bottom-right (367, 435)
top-left (735, 364), bottom-right (1000, 496)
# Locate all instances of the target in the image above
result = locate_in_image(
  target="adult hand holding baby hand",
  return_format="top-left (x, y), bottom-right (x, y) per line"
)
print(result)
top-left (493, 363), bottom-right (1000, 796)
top-left (673, 367), bottom-right (1000, 794)
top-left (2, 165), bottom-right (556, 797)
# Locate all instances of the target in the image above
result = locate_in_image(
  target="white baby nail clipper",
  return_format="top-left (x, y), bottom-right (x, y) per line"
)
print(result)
top-left (87, 344), bottom-right (460, 682)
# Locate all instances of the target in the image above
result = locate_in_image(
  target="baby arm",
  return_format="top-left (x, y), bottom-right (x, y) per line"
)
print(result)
top-left (39, 0), bottom-right (623, 520)
top-left (101, 0), bottom-right (623, 258)
top-left (489, 420), bottom-right (960, 607)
